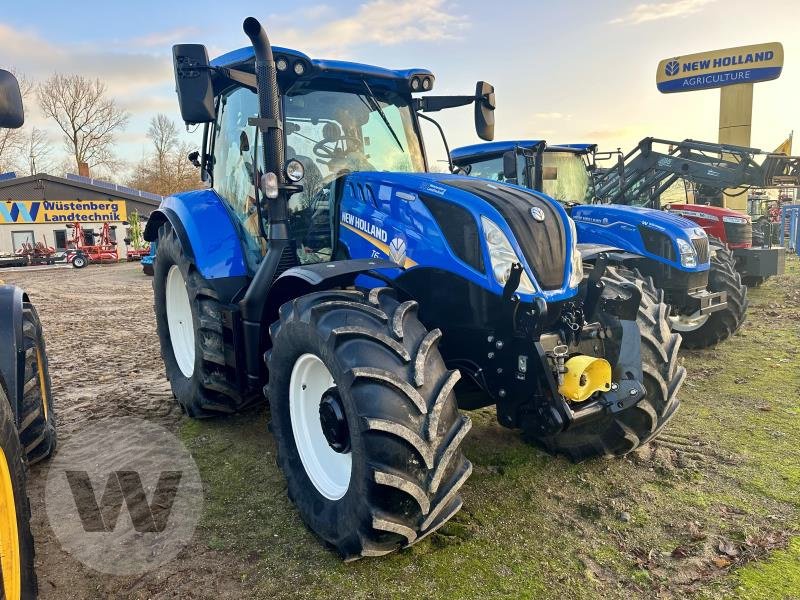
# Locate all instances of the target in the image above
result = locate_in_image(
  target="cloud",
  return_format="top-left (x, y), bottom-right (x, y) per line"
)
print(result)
top-left (270, 0), bottom-right (470, 55)
top-left (609, 0), bottom-right (716, 25)
top-left (0, 23), bottom-right (172, 99)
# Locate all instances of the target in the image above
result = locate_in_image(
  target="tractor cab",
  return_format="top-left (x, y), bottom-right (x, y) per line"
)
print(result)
top-left (168, 42), bottom-right (495, 272)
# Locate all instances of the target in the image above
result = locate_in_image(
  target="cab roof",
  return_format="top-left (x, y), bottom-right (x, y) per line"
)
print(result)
top-left (450, 140), bottom-right (544, 163)
top-left (211, 46), bottom-right (433, 85)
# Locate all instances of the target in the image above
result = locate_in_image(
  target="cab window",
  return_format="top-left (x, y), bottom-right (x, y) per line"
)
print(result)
top-left (212, 86), bottom-right (263, 267)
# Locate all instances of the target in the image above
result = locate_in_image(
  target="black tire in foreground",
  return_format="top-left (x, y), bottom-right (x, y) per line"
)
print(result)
top-left (529, 266), bottom-right (686, 461)
top-left (18, 302), bottom-right (57, 465)
top-left (267, 288), bottom-right (472, 560)
top-left (71, 254), bottom-right (88, 269)
top-left (0, 384), bottom-right (37, 600)
top-left (153, 222), bottom-right (261, 418)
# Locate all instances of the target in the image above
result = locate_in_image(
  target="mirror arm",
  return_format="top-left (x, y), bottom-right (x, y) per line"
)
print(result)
top-left (414, 95), bottom-right (476, 113)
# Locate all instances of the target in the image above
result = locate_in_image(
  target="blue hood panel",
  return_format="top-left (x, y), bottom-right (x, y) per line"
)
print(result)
top-left (336, 171), bottom-right (580, 302)
top-left (571, 204), bottom-right (709, 271)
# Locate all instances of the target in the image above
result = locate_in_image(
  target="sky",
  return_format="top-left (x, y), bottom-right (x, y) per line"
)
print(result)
top-left (1, 0), bottom-right (799, 179)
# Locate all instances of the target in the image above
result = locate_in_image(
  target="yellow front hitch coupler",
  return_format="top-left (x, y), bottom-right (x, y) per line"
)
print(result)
top-left (558, 355), bottom-right (612, 402)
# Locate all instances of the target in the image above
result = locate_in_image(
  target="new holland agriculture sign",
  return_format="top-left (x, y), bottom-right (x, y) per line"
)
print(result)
top-left (0, 200), bottom-right (127, 224)
top-left (657, 42), bottom-right (783, 93)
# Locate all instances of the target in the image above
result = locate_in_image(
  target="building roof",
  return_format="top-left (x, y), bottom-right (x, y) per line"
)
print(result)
top-left (0, 173), bottom-right (162, 208)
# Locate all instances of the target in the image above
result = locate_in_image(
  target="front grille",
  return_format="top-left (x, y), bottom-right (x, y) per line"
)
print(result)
top-left (638, 226), bottom-right (676, 261)
top-left (724, 221), bottom-right (753, 245)
top-left (419, 194), bottom-right (484, 271)
top-left (442, 179), bottom-right (566, 290)
top-left (692, 236), bottom-right (710, 264)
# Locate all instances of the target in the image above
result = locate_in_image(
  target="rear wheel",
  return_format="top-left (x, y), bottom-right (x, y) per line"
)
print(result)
top-left (17, 303), bottom-right (57, 464)
top-left (153, 222), bottom-right (261, 418)
top-left (529, 266), bottom-right (685, 461)
top-left (0, 384), bottom-right (37, 600)
top-left (71, 254), bottom-right (87, 269)
top-left (267, 288), bottom-right (472, 560)
top-left (742, 275), bottom-right (766, 288)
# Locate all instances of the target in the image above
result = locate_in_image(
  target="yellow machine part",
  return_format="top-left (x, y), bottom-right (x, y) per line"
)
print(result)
top-left (558, 355), bottom-right (612, 402)
top-left (0, 446), bottom-right (21, 600)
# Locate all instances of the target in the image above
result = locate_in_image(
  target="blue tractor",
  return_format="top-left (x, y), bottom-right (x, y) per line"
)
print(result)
top-left (451, 141), bottom-right (748, 349)
top-left (146, 18), bottom-right (684, 559)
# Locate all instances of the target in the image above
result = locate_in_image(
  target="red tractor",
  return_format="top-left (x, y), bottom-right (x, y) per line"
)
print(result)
top-left (667, 203), bottom-right (785, 287)
top-left (65, 222), bottom-right (119, 268)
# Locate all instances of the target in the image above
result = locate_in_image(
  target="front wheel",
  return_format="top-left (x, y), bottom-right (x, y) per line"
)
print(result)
top-left (71, 254), bottom-right (87, 269)
top-left (267, 288), bottom-right (472, 560)
top-left (669, 241), bottom-right (748, 349)
top-left (0, 384), bottom-right (37, 600)
top-left (153, 222), bottom-right (261, 417)
top-left (528, 266), bottom-right (686, 461)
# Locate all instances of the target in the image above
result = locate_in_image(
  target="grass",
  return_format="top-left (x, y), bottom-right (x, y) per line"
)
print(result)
top-left (181, 255), bottom-right (800, 599)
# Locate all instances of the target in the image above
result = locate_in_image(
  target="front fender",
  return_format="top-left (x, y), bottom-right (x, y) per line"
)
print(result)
top-left (144, 189), bottom-right (249, 280)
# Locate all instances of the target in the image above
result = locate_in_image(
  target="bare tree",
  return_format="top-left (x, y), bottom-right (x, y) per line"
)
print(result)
top-left (37, 74), bottom-right (130, 172)
top-left (148, 113), bottom-right (179, 179)
top-left (0, 70), bottom-right (34, 173)
top-left (22, 127), bottom-right (55, 175)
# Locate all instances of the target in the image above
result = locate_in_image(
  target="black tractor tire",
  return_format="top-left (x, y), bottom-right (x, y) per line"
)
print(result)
top-left (0, 384), bottom-right (37, 600)
top-left (642, 241), bottom-right (748, 349)
top-left (17, 302), bottom-right (57, 465)
top-left (529, 266), bottom-right (685, 461)
top-left (153, 222), bottom-right (261, 418)
top-left (71, 254), bottom-right (88, 269)
top-left (267, 287), bottom-right (472, 560)
top-left (142, 263), bottom-right (154, 277)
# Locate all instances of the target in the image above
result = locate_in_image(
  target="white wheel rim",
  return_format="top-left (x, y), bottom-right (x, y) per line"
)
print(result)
top-left (289, 353), bottom-right (351, 500)
top-left (669, 310), bottom-right (710, 332)
top-left (166, 265), bottom-right (195, 378)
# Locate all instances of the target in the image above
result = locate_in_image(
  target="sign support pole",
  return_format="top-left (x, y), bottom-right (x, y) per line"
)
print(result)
top-left (718, 82), bottom-right (754, 212)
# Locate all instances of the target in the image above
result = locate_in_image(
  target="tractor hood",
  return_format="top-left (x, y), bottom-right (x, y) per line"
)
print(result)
top-left (667, 203), bottom-right (752, 223)
top-left (336, 171), bottom-right (580, 302)
top-left (571, 204), bottom-right (709, 272)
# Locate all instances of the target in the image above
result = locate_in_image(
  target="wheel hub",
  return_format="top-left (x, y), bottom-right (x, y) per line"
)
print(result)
top-left (319, 389), bottom-right (350, 453)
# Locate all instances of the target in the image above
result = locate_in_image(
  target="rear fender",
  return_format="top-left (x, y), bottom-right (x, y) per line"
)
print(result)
top-left (0, 285), bottom-right (27, 424)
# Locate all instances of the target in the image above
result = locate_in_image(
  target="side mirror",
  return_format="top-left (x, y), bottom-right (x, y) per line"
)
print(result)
top-left (0, 69), bottom-right (24, 129)
top-left (474, 81), bottom-right (495, 142)
top-left (502, 151), bottom-right (517, 181)
top-left (173, 44), bottom-right (215, 124)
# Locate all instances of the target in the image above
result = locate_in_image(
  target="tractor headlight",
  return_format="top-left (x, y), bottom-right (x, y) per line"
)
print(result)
top-left (285, 159), bottom-right (305, 182)
top-left (481, 216), bottom-right (535, 294)
top-left (722, 215), bottom-right (749, 224)
top-left (567, 217), bottom-right (584, 288)
top-left (676, 237), bottom-right (697, 268)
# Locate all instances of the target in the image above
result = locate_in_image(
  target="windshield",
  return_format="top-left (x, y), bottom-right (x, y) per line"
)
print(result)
top-left (539, 151), bottom-right (593, 204)
top-left (284, 85), bottom-right (425, 190)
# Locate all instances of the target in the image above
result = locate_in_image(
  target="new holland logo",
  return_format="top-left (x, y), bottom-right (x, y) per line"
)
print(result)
top-left (529, 206), bottom-right (546, 222)
top-left (665, 60), bottom-right (680, 77)
top-left (388, 236), bottom-right (407, 266)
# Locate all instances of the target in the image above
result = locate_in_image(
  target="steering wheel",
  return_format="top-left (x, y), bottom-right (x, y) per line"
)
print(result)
top-left (313, 136), bottom-right (363, 161)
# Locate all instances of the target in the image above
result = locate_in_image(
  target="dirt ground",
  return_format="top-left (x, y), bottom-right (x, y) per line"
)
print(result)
top-left (2, 258), bottom-right (799, 599)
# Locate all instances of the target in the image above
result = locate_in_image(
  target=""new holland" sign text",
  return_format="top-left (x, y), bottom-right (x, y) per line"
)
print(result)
top-left (656, 42), bottom-right (783, 94)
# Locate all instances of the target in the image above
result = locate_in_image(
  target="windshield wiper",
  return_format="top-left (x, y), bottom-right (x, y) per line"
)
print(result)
top-left (360, 79), bottom-right (404, 153)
